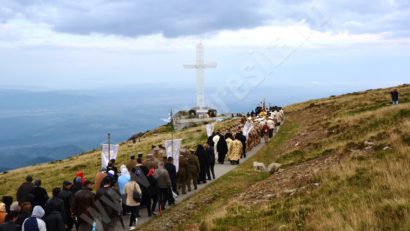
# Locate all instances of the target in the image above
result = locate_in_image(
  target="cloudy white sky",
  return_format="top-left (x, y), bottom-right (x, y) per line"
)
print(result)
top-left (0, 0), bottom-right (409, 91)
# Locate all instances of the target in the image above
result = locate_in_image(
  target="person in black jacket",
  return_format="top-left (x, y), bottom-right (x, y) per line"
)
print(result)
top-left (207, 133), bottom-right (215, 147)
top-left (71, 182), bottom-right (96, 231)
top-left (44, 188), bottom-right (65, 231)
top-left (96, 177), bottom-right (122, 231)
top-left (15, 202), bottom-right (32, 227)
top-left (0, 211), bottom-right (19, 231)
top-left (16, 175), bottom-right (35, 204)
top-left (164, 157), bottom-right (177, 205)
top-left (224, 129), bottom-right (233, 140)
top-left (216, 132), bottom-right (228, 164)
top-left (1, 196), bottom-right (12, 214)
top-left (30, 180), bottom-right (49, 208)
top-left (204, 143), bottom-right (216, 180)
top-left (195, 144), bottom-right (209, 184)
top-left (145, 169), bottom-right (159, 216)
top-left (391, 89), bottom-right (399, 105)
top-left (235, 131), bottom-right (247, 158)
top-left (58, 181), bottom-right (74, 231)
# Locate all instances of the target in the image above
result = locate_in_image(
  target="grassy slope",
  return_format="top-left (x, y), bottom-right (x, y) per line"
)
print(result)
top-left (139, 84), bottom-right (410, 231)
top-left (0, 118), bottom-right (240, 197)
top-left (2, 84), bottom-right (409, 230)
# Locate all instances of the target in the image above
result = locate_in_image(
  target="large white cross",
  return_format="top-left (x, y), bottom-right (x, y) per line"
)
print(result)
top-left (183, 43), bottom-right (217, 110)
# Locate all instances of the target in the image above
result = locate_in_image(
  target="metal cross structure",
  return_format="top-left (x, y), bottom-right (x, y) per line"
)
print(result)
top-left (183, 43), bottom-right (217, 111)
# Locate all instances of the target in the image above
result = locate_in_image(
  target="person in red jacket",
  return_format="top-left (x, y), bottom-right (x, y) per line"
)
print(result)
top-left (262, 121), bottom-right (270, 144)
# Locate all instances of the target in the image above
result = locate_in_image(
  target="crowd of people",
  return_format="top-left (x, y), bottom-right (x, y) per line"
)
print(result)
top-left (0, 105), bottom-right (284, 231)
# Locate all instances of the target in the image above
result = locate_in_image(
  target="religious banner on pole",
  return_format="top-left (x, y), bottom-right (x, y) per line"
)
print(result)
top-left (206, 123), bottom-right (216, 137)
top-left (101, 144), bottom-right (119, 167)
top-left (165, 139), bottom-right (182, 172)
top-left (242, 121), bottom-right (254, 139)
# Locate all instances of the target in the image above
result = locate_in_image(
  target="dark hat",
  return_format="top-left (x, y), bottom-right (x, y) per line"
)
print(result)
top-left (63, 181), bottom-right (72, 186)
top-left (26, 175), bottom-right (33, 182)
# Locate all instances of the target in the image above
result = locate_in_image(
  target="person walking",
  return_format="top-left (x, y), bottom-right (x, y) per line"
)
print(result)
top-left (58, 181), bottom-right (74, 231)
top-left (0, 203), bottom-right (6, 225)
top-left (204, 143), bottom-right (216, 180)
top-left (216, 133), bottom-right (228, 164)
top-left (96, 177), bottom-right (121, 231)
top-left (195, 145), bottom-right (209, 184)
top-left (0, 211), bottom-right (19, 231)
top-left (229, 137), bottom-right (243, 165)
top-left (154, 162), bottom-right (172, 215)
top-left (1, 196), bottom-right (12, 214)
top-left (126, 155), bottom-right (137, 173)
top-left (94, 167), bottom-right (107, 192)
top-left (391, 89), bottom-right (399, 105)
top-left (30, 180), bottom-right (49, 209)
top-left (187, 150), bottom-right (200, 188)
top-left (164, 157), bottom-right (177, 205)
top-left (177, 153), bottom-right (189, 195)
top-left (15, 202), bottom-right (32, 227)
top-left (16, 176), bottom-right (35, 204)
top-left (144, 168), bottom-right (159, 216)
top-left (22, 205), bottom-right (47, 231)
top-left (118, 167), bottom-right (130, 216)
top-left (236, 131), bottom-right (247, 158)
top-left (44, 188), bottom-right (65, 231)
top-left (262, 121), bottom-right (270, 144)
top-left (124, 175), bottom-right (142, 230)
top-left (71, 181), bottom-right (95, 231)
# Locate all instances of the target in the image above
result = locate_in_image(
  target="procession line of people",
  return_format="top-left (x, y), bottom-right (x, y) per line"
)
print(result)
top-left (0, 105), bottom-right (284, 231)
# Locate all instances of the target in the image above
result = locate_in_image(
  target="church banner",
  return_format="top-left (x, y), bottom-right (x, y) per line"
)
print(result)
top-left (242, 121), bottom-right (254, 139)
top-left (101, 144), bottom-right (119, 167)
top-left (206, 123), bottom-right (216, 137)
top-left (165, 139), bottom-right (182, 172)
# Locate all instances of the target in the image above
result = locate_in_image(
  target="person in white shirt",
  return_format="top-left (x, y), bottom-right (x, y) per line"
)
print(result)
top-left (267, 118), bottom-right (275, 138)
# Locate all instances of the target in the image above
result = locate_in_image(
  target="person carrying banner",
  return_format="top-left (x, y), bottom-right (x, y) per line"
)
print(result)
top-left (164, 157), bottom-right (177, 205)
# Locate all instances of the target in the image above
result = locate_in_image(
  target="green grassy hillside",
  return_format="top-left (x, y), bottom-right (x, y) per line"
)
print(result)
top-left (138, 84), bottom-right (410, 231)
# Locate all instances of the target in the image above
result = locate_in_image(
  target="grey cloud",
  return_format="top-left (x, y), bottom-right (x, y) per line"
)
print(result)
top-left (309, 0), bottom-right (410, 37)
top-left (44, 0), bottom-right (270, 37)
top-left (1, 0), bottom-right (409, 38)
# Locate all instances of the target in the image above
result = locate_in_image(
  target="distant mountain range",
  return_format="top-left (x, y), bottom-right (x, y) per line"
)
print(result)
top-left (0, 144), bottom-right (84, 172)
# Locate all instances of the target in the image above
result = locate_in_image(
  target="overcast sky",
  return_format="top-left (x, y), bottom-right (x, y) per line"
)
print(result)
top-left (0, 0), bottom-right (409, 91)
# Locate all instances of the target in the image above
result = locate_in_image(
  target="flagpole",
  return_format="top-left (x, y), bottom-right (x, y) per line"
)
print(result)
top-left (170, 109), bottom-right (174, 156)
top-left (108, 133), bottom-right (111, 162)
